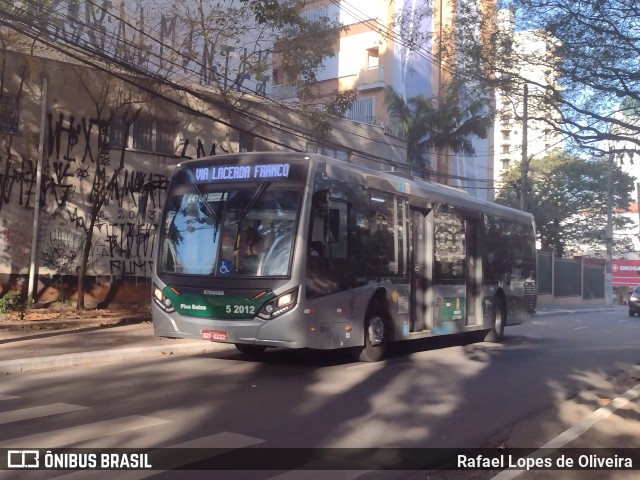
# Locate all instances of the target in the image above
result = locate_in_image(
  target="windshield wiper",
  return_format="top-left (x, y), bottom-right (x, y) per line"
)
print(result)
top-left (237, 182), bottom-right (269, 226)
top-left (234, 182), bottom-right (269, 250)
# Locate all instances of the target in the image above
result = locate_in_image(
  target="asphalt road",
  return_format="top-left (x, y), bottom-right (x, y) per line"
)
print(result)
top-left (1, 308), bottom-right (639, 480)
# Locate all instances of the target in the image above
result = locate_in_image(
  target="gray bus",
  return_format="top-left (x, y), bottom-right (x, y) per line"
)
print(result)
top-left (149, 152), bottom-right (536, 361)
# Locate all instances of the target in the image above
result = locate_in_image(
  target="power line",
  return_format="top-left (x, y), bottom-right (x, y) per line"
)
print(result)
top-left (0, 0), bottom-right (512, 189)
top-left (0, 0), bottom-right (409, 165)
top-left (327, 0), bottom-right (458, 76)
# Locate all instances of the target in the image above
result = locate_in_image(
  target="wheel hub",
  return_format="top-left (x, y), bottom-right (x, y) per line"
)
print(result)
top-left (368, 316), bottom-right (385, 346)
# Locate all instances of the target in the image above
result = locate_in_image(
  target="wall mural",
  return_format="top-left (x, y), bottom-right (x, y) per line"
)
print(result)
top-left (0, 107), bottom-right (225, 278)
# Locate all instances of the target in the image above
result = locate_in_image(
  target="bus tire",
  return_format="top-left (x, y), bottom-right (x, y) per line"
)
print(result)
top-left (235, 343), bottom-right (267, 354)
top-left (484, 295), bottom-right (505, 342)
top-left (355, 300), bottom-right (390, 362)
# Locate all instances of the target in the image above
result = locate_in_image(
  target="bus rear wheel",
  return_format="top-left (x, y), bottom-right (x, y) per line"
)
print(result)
top-left (484, 296), bottom-right (505, 342)
top-left (235, 344), bottom-right (267, 354)
top-left (355, 300), bottom-right (390, 362)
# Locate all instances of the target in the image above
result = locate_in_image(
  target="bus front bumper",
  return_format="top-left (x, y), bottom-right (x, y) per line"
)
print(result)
top-left (152, 307), bottom-right (306, 349)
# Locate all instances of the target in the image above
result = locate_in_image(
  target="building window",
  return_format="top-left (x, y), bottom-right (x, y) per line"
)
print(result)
top-left (306, 143), bottom-right (349, 162)
top-left (502, 130), bottom-right (510, 140)
top-left (502, 145), bottom-right (510, 154)
top-left (345, 97), bottom-right (375, 124)
top-left (133, 118), bottom-right (154, 151)
top-left (110, 115), bottom-right (175, 154)
top-left (156, 121), bottom-right (176, 154)
top-left (0, 96), bottom-right (19, 134)
top-left (367, 47), bottom-right (379, 68)
top-left (301, 5), bottom-right (329, 23)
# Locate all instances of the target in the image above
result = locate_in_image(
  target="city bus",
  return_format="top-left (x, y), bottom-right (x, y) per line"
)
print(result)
top-left (148, 152), bottom-right (536, 362)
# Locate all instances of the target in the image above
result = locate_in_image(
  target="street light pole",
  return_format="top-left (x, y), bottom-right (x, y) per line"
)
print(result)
top-left (605, 146), bottom-right (614, 307)
top-left (520, 83), bottom-right (529, 211)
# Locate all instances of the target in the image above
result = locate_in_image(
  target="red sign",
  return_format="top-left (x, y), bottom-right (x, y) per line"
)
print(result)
top-left (612, 259), bottom-right (640, 286)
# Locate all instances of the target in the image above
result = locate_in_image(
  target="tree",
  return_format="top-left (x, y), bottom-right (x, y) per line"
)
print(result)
top-left (427, 84), bottom-right (493, 182)
top-left (72, 68), bottom-right (157, 310)
top-left (384, 83), bottom-right (492, 181)
top-left (384, 87), bottom-right (433, 177)
top-left (2, 0), bottom-right (352, 147)
top-left (390, 0), bottom-right (496, 181)
top-left (496, 150), bottom-right (636, 256)
top-left (0, 0), bottom-right (353, 308)
top-left (452, 0), bottom-right (640, 155)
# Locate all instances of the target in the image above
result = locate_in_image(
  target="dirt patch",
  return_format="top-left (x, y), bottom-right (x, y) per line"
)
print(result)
top-left (2, 302), bottom-right (151, 323)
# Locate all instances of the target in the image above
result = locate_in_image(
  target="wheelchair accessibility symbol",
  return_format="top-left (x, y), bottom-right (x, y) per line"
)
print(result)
top-left (219, 260), bottom-right (232, 275)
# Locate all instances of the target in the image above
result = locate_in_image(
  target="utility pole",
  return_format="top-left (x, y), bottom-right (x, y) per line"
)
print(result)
top-left (637, 182), bottom-right (640, 242)
top-left (520, 83), bottom-right (528, 211)
top-left (605, 146), bottom-right (614, 308)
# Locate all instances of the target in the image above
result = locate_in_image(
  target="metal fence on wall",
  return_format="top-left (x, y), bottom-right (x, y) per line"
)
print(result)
top-left (537, 252), bottom-right (553, 295)
top-left (536, 252), bottom-right (605, 300)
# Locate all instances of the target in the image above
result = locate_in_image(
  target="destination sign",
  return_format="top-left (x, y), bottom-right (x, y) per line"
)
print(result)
top-left (192, 163), bottom-right (292, 182)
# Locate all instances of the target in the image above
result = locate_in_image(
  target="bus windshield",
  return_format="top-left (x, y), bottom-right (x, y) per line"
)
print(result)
top-left (159, 182), bottom-right (302, 277)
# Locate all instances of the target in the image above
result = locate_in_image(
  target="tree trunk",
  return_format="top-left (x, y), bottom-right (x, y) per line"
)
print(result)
top-left (436, 148), bottom-right (448, 185)
top-left (76, 210), bottom-right (97, 310)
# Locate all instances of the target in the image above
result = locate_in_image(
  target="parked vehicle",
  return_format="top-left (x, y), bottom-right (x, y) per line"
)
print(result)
top-left (629, 285), bottom-right (640, 317)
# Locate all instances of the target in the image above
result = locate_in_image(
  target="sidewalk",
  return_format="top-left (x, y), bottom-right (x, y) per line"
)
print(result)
top-left (0, 313), bottom-right (231, 374)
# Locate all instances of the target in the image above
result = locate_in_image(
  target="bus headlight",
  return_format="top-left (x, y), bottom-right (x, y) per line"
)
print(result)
top-left (153, 285), bottom-right (175, 313)
top-left (258, 288), bottom-right (298, 320)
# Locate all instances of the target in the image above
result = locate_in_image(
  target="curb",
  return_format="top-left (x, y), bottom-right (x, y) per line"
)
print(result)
top-left (0, 315), bottom-right (150, 332)
top-left (0, 342), bottom-right (222, 374)
top-left (535, 307), bottom-right (614, 317)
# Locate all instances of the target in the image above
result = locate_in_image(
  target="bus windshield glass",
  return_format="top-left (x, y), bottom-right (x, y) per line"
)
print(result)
top-left (159, 181), bottom-right (302, 277)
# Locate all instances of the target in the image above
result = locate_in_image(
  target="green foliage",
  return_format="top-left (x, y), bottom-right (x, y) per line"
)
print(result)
top-left (0, 291), bottom-right (25, 321)
top-left (384, 84), bottom-right (492, 179)
top-left (246, 0), bottom-right (305, 25)
top-left (496, 150), bottom-right (636, 256)
top-left (499, 0), bottom-right (640, 151)
top-left (324, 90), bottom-right (357, 118)
top-left (303, 90), bottom-right (356, 140)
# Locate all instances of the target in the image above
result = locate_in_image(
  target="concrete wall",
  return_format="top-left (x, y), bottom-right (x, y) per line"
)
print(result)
top-left (0, 49), bottom-right (407, 298)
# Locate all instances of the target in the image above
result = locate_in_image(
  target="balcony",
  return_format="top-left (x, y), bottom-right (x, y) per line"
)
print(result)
top-left (358, 65), bottom-right (385, 91)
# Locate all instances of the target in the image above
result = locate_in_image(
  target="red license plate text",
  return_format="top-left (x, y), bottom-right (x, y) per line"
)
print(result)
top-left (202, 330), bottom-right (227, 341)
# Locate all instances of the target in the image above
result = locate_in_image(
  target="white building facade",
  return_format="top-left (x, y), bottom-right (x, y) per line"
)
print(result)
top-left (493, 9), bottom-right (561, 193)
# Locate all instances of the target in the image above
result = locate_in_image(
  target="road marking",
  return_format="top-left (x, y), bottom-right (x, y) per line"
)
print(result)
top-left (50, 432), bottom-right (265, 479)
top-left (573, 326), bottom-right (588, 330)
top-left (0, 415), bottom-right (169, 448)
top-left (0, 403), bottom-right (88, 425)
top-left (0, 394), bottom-right (19, 401)
top-left (490, 383), bottom-right (640, 480)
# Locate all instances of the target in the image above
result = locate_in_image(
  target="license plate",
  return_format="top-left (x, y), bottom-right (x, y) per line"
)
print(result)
top-left (202, 330), bottom-right (227, 341)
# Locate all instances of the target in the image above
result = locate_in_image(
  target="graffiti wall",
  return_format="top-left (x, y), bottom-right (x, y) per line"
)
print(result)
top-left (0, 109), bottom-right (173, 278)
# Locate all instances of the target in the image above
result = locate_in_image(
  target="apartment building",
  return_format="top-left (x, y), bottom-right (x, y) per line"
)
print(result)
top-left (493, 8), bottom-right (561, 190)
top-left (273, 0), bottom-right (496, 199)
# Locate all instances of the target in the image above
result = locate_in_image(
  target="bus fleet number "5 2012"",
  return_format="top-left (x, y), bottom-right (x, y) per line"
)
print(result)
top-left (225, 305), bottom-right (256, 314)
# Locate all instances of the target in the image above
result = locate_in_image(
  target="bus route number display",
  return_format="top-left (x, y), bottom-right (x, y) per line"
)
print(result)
top-left (193, 163), bottom-right (291, 182)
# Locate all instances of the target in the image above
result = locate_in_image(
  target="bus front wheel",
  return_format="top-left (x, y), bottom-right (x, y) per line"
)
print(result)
top-left (484, 296), bottom-right (505, 342)
top-left (355, 300), bottom-right (390, 362)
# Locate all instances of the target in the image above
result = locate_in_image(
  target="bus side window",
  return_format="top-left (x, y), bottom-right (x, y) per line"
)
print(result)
top-left (328, 200), bottom-right (348, 259)
top-left (309, 189), bottom-right (329, 257)
top-left (310, 215), bottom-right (327, 257)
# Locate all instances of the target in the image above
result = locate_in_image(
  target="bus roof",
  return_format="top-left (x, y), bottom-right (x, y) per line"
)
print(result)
top-left (175, 152), bottom-right (534, 225)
